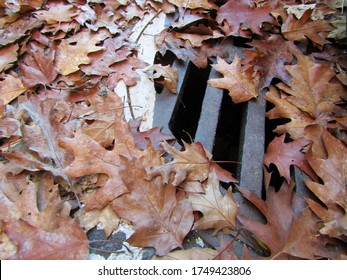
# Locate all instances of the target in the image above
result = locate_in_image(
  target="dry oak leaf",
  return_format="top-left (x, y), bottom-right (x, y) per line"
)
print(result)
top-left (59, 129), bottom-right (129, 210)
top-left (76, 205), bottom-right (120, 237)
top-left (34, 3), bottom-right (79, 24)
top-left (0, 73), bottom-right (26, 104)
top-left (304, 128), bottom-right (347, 239)
top-left (186, 170), bottom-right (238, 234)
top-left (129, 117), bottom-right (175, 151)
top-left (0, 15), bottom-right (42, 46)
top-left (238, 183), bottom-right (336, 259)
top-left (144, 64), bottom-right (179, 93)
top-left (56, 30), bottom-right (109, 75)
top-left (167, 0), bottom-right (217, 10)
top-left (208, 55), bottom-right (260, 103)
top-left (146, 141), bottom-right (212, 186)
top-left (242, 35), bottom-right (295, 88)
top-left (0, 44), bottom-right (19, 72)
top-left (19, 42), bottom-right (58, 88)
top-left (264, 135), bottom-right (316, 183)
top-left (281, 9), bottom-right (334, 46)
top-left (216, 0), bottom-right (280, 36)
top-left (265, 54), bottom-right (347, 140)
top-left (113, 157), bottom-right (194, 256)
top-left (3, 218), bottom-right (89, 259)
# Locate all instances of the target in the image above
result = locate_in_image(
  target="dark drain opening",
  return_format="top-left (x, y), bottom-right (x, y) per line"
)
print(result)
top-left (169, 62), bottom-right (211, 144)
top-left (212, 92), bottom-right (246, 183)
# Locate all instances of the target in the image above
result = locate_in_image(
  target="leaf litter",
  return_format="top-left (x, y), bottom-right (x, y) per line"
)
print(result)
top-left (0, 0), bottom-right (346, 259)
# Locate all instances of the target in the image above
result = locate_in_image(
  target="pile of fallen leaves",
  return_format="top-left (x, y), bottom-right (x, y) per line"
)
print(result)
top-left (0, 0), bottom-right (346, 259)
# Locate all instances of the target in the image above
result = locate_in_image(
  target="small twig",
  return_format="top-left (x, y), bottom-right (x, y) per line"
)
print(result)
top-left (135, 9), bottom-right (163, 44)
top-left (125, 85), bottom-right (135, 120)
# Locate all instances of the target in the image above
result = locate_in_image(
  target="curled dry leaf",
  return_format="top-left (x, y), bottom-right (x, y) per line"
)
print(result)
top-left (146, 141), bottom-right (211, 186)
top-left (0, 73), bottom-right (26, 104)
top-left (144, 64), bottom-right (179, 93)
top-left (0, 44), bottom-right (19, 72)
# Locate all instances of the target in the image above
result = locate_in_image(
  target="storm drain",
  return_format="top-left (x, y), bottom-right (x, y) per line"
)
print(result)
top-left (152, 46), bottom-right (311, 257)
top-left (88, 46), bottom-right (310, 260)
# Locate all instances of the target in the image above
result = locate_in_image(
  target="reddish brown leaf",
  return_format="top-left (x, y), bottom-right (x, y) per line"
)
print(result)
top-left (0, 73), bottom-right (27, 104)
top-left (0, 44), bottom-right (19, 72)
top-left (4, 219), bottom-right (89, 259)
top-left (264, 134), bottom-right (316, 183)
top-left (113, 157), bottom-right (194, 256)
top-left (19, 42), bottom-right (58, 87)
top-left (147, 141), bottom-right (212, 186)
top-left (238, 183), bottom-right (336, 259)
top-left (242, 35), bottom-right (295, 88)
top-left (129, 117), bottom-right (175, 151)
top-left (282, 9), bottom-right (334, 46)
top-left (59, 129), bottom-right (129, 210)
top-left (216, 0), bottom-right (280, 36)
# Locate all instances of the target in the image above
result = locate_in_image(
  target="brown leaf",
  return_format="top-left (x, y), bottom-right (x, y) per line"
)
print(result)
top-left (34, 3), bottom-right (79, 24)
top-left (242, 35), bottom-right (295, 88)
top-left (113, 157), bottom-right (194, 256)
top-left (282, 9), bottom-right (334, 46)
top-left (0, 73), bottom-right (27, 104)
top-left (144, 64), bottom-right (179, 93)
top-left (238, 183), bottom-right (337, 259)
top-left (147, 141), bottom-right (211, 186)
top-left (208, 55), bottom-right (260, 103)
top-left (59, 129), bottom-right (129, 210)
top-left (304, 127), bottom-right (347, 240)
top-left (187, 170), bottom-right (238, 234)
top-left (56, 29), bottom-right (109, 75)
top-left (216, 0), bottom-right (281, 36)
top-left (0, 44), bottom-right (19, 72)
top-left (3, 219), bottom-right (89, 259)
top-left (129, 117), bottom-right (175, 151)
top-left (19, 42), bottom-right (58, 87)
top-left (264, 134), bottom-right (316, 183)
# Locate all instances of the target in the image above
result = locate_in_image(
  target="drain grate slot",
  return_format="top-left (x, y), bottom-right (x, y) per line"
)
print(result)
top-left (169, 62), bottom-right (211, 144)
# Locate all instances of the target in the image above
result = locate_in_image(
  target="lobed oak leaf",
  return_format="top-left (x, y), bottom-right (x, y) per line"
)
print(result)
top-left (0, 73), bottom-right (26, 104)
top-left (304, 127), bottom-right (347, 240)
top-left (238, 183), bottom-right (336, 259)
top-left (242, 35), bottom-right (295, 88)
top-left (216, 0), bottom-right (281, 37)
top-left (56, 30), bottom-right (109, 75)
top-left (146, 141), bottom-right (211, 186)
top-left (0, 15), bottom-right (42, 46)
top-left (129, 117), bottom-right (175, 151)
top-left (19, 42), bottom-right (58, 88)
top-left (281, 9), bottom-right (334, 46)
top-left (0, 44), bottom-right (19, 72)
top-left (34, 3), bottom-right (79, 24)
top-left (59, 128), bottom-right (129, 210)
top-left (3, 218), bottom-right (89, 259)
top-left (76, 205), bottom-right (120, 237)
top-left (208, 55), bottom-right (260, 103)
top-left (113, 157), bottom-right (194, 256)
top-left (187, 170), bottom-right (238, 234)
top-left (264, 134), bottom-right (316, 183)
